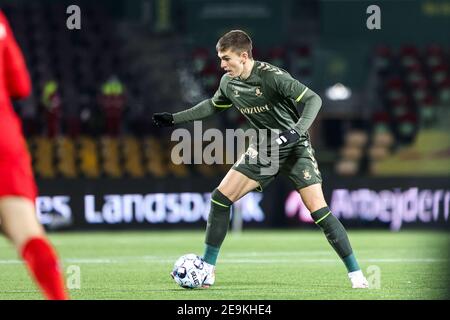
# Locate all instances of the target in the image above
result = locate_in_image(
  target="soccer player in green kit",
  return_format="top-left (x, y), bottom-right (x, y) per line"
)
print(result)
top-left (153, 30), bottom-right (369, 289)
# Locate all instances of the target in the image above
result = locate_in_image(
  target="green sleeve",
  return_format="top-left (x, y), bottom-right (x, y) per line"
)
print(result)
top-left (267, 69), bottom-right (309, 102)
top-left (173, 75), bottom-right (233, 125)
top-left (266, 70), bottom-right (322, 135)
top-left (211, 74), bottom-right (233, 108)
top-left (293, 88), bottom-right (322, 135)
top-left (173, 99), bottom-right (221, 124)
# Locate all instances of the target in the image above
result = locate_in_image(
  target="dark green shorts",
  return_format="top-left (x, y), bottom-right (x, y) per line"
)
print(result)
top-left (232, 139), bottom-right (322, 191)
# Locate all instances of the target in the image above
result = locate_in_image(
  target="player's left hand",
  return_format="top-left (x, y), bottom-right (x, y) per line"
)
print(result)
top-left (152, 112), bottom-right (174, 127)
top-left (275, 129), bottom-right (300, 146)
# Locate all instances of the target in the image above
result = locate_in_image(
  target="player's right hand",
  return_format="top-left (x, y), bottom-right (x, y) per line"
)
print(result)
top-left (152, 112), bottom-right (174, 127)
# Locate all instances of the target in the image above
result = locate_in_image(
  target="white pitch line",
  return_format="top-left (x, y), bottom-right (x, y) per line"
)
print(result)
top-left (219, 258), bottom-right (449, 264)
top-left (362, 258), bottom-right (448, 263)
top-left (0, 257), bottom-right (447, 265)
top-left (0, 260), bottom-right (22, 264)
top-left (224, 251), bottom-right (333, 257)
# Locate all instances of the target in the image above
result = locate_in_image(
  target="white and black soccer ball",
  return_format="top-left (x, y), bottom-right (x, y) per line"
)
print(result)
top-left (172, 254), bottom-right (207, 289)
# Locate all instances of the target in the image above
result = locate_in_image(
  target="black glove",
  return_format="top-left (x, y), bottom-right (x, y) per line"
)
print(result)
top-left (152, 112), bottom-right (174, 127)
top-left (275, 129), bottom-right (300, 146)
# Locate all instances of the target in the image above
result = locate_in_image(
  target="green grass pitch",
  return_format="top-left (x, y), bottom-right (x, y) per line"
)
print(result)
top-left (0, 230), bottom-right (448, 300)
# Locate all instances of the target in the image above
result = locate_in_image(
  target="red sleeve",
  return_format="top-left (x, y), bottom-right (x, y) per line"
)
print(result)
top-left (1, 11), bottom-right (31, 99)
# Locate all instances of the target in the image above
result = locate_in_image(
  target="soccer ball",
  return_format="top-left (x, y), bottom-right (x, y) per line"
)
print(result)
top-left (171, 254), bottom-right (207, 289)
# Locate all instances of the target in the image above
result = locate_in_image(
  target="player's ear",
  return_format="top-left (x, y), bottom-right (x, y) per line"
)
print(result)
top-left (241, 51), bottom-right (248, 63)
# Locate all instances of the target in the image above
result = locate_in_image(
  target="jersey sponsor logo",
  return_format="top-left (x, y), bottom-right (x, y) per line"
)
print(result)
top-left (239, 104), bottom-right (270, 115)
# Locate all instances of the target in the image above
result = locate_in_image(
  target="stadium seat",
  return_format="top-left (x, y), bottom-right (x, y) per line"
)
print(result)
top-left (372, 131), bottom-right (394, 148)
top-left (143, 137), bottom-right (168, 177)
top-left (391, 96), bottom-right (413, 119)
top-left (200, 63), bottom-right (221, 94)
top-left (385, 77), bottom-right (405, 102)
top-left (335, 159), bottom-right (359, 175)
top-left (122, 136), bottom-right (145, 178)
top-left (368, 145), bottom-right (390, 161)
top-left (55, 136), bottom-right (77, 178)
top-left (343, 130), bottom-right (368, 148)
top-left (399, 45), bottom-right (419, 67)
top-left (340, 146), bottom-right (363, 161)
top-left (410, 78), bottom-right (429, 102)
top-left (167, 162), bottom-right (189, 178)
top-left (292, 45), bottom-right (312, 76)
top-left (438, 80), bottom-right (450, 105)
top-left (195, 164), bottom-right (216, 177)
top-left (78, 136), bottom-right (101, 178)
top-left (100, 136), bottom-right (123, 178)
top-left (396, 113), bottom-right (418, 144)
top-left (33, 136), bottom-right (55, 178)
top-left (405, 64), bottom-right (426, 84)
top-left (166, 141), bottom-right (189, 178)
top-left (417, 96), bottom-right (438, 128)
top-left (367, 127), bottom-right (394, 166)
top-left (267, 47), bottom-right (287, 69)
top-left (372, 111), bottom-right (391, 133)
top-left (335, 130), bottom-right (368, 175)
top-left (431, 64), bottom-right (448, 85)
top-left (373, 45), bottom-right (392, 72)
top-left (192, 47), bottom-right (210, 74)
top-left (425, 44), bottom-right (444, 67)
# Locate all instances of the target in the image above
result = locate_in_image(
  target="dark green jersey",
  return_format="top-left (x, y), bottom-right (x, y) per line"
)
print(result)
top-left (212, 61), bottom-right (310, 134)
top-left (173, 60), bottom-right (322, 139)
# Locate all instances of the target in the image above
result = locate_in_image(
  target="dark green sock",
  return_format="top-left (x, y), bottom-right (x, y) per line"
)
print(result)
top-left (203, 189), bottom-right (233, 265)
top-left (312, 207), bottom-right (360, 272)
top-left (203, 244), bottom-right (220, 266)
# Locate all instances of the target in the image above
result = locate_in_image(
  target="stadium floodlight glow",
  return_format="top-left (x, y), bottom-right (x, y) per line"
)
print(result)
top-left (325, 83), bottom-right (352, 100)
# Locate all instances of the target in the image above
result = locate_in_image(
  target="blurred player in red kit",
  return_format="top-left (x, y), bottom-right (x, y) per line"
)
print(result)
top-left (0, 10), bottom-right (68, 300)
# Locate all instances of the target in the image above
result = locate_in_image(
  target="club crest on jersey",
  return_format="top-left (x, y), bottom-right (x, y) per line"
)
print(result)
top-left (303, 169), bottom-right (312, 181)
top-left (255, 87), bottom-right (263, 97)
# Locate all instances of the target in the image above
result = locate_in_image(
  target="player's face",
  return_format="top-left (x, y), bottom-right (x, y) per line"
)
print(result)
top-left (218, 49), bottom-right (247, 78)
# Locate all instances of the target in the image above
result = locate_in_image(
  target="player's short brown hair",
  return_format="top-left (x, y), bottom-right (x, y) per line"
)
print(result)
top-left (216, 30), bottom-right (253, 59)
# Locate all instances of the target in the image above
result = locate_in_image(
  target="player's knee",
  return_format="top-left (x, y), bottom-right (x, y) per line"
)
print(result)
top-left (212, 188), bottom-right (235, 205)
top-left (297, 184), bottom-right (327, 213)
top-left (299, 194), bottom-right (327, 213)
top-left (9, 228), bottom-right (45, 251)
top-left (216, 186), bottom-right (238, 203)
top-left (308, 201), bottom-right (328, 213)
top-left (0, 197), bottom-right (45, 248)
top-left (309, 204), bottom-right (328, 214)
